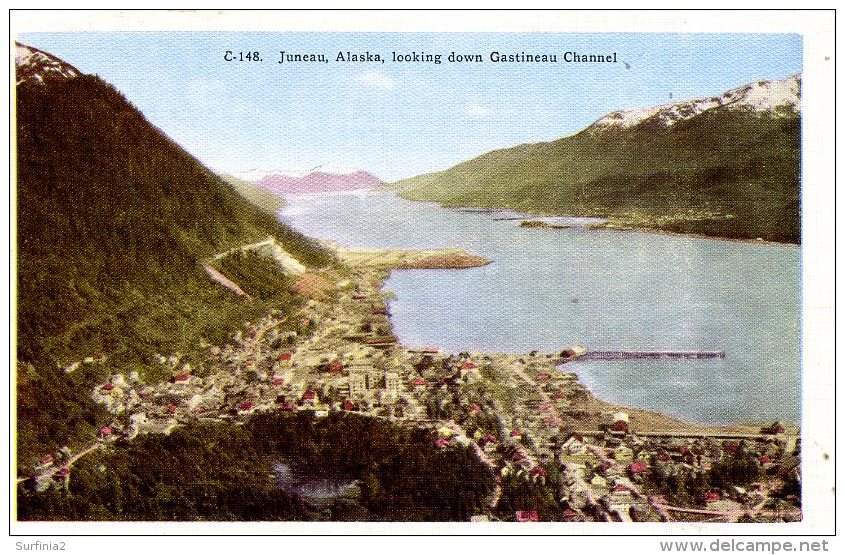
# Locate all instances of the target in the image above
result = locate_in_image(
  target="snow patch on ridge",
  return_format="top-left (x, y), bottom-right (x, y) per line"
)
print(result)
top-left (588, 74), bottom-right (801, 134)
top-left (15, 42), bottom-right (81, 85)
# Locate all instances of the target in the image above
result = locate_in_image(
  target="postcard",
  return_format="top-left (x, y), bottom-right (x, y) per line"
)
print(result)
top-left (8, 8), bottom-right (836, 545)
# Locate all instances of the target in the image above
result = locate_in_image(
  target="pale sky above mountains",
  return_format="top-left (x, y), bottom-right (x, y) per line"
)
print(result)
top-left (20, 32), bottom-right (801, 181)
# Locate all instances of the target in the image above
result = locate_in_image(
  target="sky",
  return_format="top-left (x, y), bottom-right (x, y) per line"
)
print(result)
top-left (19, 32), bottom-right (802, 181)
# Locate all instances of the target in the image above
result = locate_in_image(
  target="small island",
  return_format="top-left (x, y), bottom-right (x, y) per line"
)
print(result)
top-left (519, 220), bottom-right (572, 230)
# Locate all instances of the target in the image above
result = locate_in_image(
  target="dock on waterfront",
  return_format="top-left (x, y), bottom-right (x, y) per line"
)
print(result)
top-left (558, 349), bottom-right (725, 364)
top-left (582, 350), bottom-right (725, 360)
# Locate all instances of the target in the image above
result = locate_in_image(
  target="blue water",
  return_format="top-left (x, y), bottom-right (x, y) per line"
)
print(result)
top-left (280, 190), bottom-right (800, 425)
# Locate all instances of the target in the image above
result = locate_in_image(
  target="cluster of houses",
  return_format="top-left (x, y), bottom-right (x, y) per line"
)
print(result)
top-left (32, 265), bottom-right (801, 523)
top-left (72, 270), bottom-right (426, 444)
top-left (551, 423), bottom-right (799, 522)
top-left (402, 344), bottom-right (800, 522)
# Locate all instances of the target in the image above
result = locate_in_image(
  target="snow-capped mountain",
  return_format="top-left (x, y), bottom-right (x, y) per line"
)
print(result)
top-left (587, 74), bottom-right (801, 134)
top-left (235, 165), bottom-right (383, 195)
top-left (15, 42), bottom-right (82, 85)
top-left (393, 73), bottom-right (800, 243)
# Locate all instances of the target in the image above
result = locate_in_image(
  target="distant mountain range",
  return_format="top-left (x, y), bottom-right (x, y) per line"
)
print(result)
top-left (234, 165), bottom-right (383, 195)
top-left (393, 75), bottom-right (801, 243)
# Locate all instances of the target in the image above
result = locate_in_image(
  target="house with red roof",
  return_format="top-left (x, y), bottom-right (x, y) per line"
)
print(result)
top-left (510, 429), bottom-right (523, 441)
top-left (723, 441), bottom-right (740, 454)
top-left (628, 461), bottom-right (650, 476)
top-left (610, 412), bottom-right (630, 433)
top-left (468, 403), bottom-right (482, 415)
top-left (460, 361), bottom-right (479, 373)
top-left (171, 372), bottom-right (191, 384)
top-left (344, 400), bottom-right (357, 411)
top-left (100, 383), bottom-right (114, 393)
top-left (515, 510), bottom-right (539, 522)
top-left (328, 360), bottom-right (343, 374)
top-left (530, 466), bottom-right (547, 483)
top-left (763, 421), bottom-right (786, 435)
top-left (277, 352), bottom-right (293, 368)
top-left (562, 507), bottom-right (582, 521)
top-left (238, 401), bottom-right (255, 413)
top-left (166, 403), bottom-right (177, 414)
top-left (301, 390), bottom-right (318, 406)
top-left (98, 426), bottom-right (113, 439)
top-left (434, 437), bottom-right (451, 449)
top-left (272, 376), bottom-right (285, 386)
top-left (704, 491), bottom-right (722, 504)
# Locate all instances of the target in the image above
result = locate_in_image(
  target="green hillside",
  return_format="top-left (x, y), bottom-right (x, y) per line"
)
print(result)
top-left (220, 173), bottom-right (286, 215)
top-left (18, 412), bottom-right (495, 521)
top-left (394, 108), bottom-right (800, 243)
top-left (15, 73), bottom-right (334, 464)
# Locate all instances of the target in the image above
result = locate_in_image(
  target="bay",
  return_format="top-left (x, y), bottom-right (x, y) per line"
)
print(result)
top-left (279, 189), bottom-right (800, 426)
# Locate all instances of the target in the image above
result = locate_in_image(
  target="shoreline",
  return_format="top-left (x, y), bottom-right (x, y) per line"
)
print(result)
top-left (359, 254), bottom-right (789, 434)
top-left (387, 189), bottom-right (798, 247)
top-left (582, 222), bottom-right (799, 247)
top-left (319, 236), bottom-right (793, 432)
top-left (24, 235), bottom-right (800, 522)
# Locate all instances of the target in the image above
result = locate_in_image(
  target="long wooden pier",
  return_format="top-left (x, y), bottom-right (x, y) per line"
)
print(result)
top-left (578, 350), bottom-right (725, 361)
